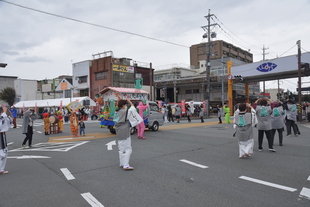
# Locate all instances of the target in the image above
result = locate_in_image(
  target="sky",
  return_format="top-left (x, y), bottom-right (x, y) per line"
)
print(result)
top-left (1, 0), bottom-right (310, 93)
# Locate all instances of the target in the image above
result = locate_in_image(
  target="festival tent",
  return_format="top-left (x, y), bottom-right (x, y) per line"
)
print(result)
top-left (14, 97), bottom-right (96, 108)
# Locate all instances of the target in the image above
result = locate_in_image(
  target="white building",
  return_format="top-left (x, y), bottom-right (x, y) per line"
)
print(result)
top-left (72, 60), bottom-right (91, 97)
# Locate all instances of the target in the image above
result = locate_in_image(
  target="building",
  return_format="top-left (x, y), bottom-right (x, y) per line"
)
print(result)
top-left (154, 40), bottom-right (260, 105)
top-left (265, 88), bottom-right (284, 101)
top-left (190, 40), bottom-right (253, 69)
top-left (72, 51), bottom-right (155, 101)
top-left (14, 76), bottom-right (72, 103)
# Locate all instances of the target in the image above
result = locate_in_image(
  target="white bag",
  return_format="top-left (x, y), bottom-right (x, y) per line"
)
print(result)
top-left (127, 106), bottom-right (143, 127)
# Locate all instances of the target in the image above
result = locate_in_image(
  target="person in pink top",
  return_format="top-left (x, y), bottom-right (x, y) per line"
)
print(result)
top-left (136, 100), bottom-right (149, 140)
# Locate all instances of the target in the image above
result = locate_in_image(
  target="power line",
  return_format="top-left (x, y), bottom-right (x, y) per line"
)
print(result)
top-left (0, 0), bottom-right (189, 48)
top-left (278, 44), bottom-right (297, 57)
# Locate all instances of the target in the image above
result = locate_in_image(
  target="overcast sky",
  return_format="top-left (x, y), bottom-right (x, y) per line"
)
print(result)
top-left (1, 0), bottom-right (310, 92)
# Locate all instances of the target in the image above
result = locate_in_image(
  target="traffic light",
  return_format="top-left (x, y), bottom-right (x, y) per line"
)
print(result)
top-left (234, 75), bottom-right (243, 81)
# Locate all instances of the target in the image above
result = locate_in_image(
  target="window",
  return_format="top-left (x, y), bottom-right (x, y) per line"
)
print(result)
top-left (79, 76), bottom-right (87, 83)
top-left (186, 89), bottom-right (192, 94)
top-left (193, 89), bottom-right (199, 94)
top-left (95, 72), bottom-right (107, 80)
top-left (149, 103), bottom-right (159, 111)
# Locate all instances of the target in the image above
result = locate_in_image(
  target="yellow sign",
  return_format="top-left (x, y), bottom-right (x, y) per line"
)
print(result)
top-left (113, 64), bottom-right (128, 72)
top-left (112, 65), bottom-right (134, 73)
top-left (67, 101), bottom-right (82, 112)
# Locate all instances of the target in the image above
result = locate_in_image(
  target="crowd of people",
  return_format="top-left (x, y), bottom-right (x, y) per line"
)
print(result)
top-left (233, 98), bottom-right (301, 159)
top-left (0, 97), bottom-right (307, 174)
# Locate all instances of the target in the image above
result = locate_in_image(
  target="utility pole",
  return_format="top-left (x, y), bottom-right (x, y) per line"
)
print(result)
top-left (221, 56), bottom-right (225, 107)
top-left (297, 40), bottom-right (302, 121)
top-left (262, 45), bottom-right (269, 96)
top-left (202, 10), bottom-right (217, 118)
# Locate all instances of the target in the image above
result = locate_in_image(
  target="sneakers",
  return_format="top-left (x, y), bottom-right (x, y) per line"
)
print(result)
top-left (0, 170), bottom-right (8, 174)
top-left (138, 136), bottom-right (146, 140)
top-left (269, 149), bottom-right (277, 152)
top-left (258, 148), bottom-right (263, 152)
top-left (245, 153), bottom-right (251, 157)
top-left (22, 145), bottom-right (26, 148)
top-left (123, 166), bottom-right (134, 171)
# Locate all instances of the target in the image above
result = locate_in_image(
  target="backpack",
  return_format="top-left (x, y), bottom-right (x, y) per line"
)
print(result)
top-left (260, 106), bottom-right (267, 117)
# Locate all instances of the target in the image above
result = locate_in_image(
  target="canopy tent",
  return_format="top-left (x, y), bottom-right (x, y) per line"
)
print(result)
top-left (14, 97), bottom-right (96, 108)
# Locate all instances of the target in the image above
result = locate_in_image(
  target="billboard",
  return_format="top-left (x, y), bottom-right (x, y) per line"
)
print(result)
top-left (112, 64), bottom-right (134, 73)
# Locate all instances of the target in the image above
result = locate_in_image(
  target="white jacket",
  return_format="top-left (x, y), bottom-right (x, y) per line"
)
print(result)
top-left (0, 113), bottom-right (12, 132)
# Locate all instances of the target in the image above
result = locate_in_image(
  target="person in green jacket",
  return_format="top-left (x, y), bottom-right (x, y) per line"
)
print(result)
top-left (223, 104), bottom-right (230, 124)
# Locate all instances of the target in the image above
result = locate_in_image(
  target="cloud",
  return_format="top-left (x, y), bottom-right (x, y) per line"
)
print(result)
top-left (15, 56), bottom-right (51, 63)
top-left (0, 0), bottom-right (310, 93)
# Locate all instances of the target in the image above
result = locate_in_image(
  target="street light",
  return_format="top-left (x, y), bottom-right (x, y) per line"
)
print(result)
top-left (0, 63), bottom-right (7, 68)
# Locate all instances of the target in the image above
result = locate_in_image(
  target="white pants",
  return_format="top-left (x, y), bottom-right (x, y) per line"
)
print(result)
top-left (118, 137), bottom-right (132, 168)
top-left (239, 139), bottom-right (254, 157)
top-left (0, 148), bottom-right (8, 172)
top-left (164, 116), bottom-right (168, 123)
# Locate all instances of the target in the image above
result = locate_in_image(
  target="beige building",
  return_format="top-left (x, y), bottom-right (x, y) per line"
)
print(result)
top-left (190, 40), bottom-right (253, 69)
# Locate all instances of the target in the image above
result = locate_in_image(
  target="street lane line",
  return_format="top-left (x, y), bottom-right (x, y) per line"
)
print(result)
top-left (239, 176), bottom-right (297, 192)
top-left (299, 187), bottom-right (310, 200)
top-left (179, 159), bottom-right (208, 169)
top-left (307, 175), bottom-right (310, 181)
top-left (60, 168), bottom-right (75, 180)
top-left (81, 192), bottom-right (104, 207)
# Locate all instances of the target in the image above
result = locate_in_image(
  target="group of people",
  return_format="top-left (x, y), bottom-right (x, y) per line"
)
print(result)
top-left (233, 98), bottom-right (300, 158)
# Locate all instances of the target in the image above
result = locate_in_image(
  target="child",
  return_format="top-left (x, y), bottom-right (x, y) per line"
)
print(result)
top-left (234, 103), bottom-right (258, 158)
top-left (79, 119), bottom-right (86, 136)
top-left (43, 112), bottom-right (50, 135)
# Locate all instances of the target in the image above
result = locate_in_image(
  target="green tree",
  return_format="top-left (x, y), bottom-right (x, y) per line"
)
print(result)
top-left (0, 87), bottom-right (16, 106)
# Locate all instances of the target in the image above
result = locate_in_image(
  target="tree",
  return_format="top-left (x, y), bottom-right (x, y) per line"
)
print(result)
top-left (0, 87), bottom-right (16, 106)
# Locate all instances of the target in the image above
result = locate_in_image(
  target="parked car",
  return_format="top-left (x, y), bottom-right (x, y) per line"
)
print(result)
top-left (107, 101), bottom-right (164, 134)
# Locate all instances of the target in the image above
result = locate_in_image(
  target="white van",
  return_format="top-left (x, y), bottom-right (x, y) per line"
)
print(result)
top-left (145, 101), bottom-right (164, 131)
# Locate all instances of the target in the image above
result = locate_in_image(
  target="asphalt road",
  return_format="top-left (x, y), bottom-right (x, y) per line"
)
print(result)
top-left (1, 117), bottom-right (310, 207)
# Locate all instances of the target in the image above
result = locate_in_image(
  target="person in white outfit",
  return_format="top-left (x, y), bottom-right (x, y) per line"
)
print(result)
top-left (0, 106), bottom-right (12, 174)
top-left (233, 103), bottom-right (258, 158)
top-left (115, 99), bottom-right (140, 171)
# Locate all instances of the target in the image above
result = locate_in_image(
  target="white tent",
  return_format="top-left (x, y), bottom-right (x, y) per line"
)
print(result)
top-left (14, 97), bottom-right (96, 108)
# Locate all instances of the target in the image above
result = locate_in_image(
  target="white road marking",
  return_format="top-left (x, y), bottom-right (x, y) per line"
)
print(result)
top-left (179, 159), bottom-right (208, 169)
top-left (53, 136), bottom-right (95, 140)
top-left (239, 176), bottom-right (297, 192)
top-left (307, 175), bottom-right (310, 181)
top-left (60, 168), bottom-right (75, 180)
top-left (106, 140), bottom-right (116, 150)
top-left (9, 141), bottom-right (88, 152)
top-left (7, 142), bottom-right (14, 146)
top-left (37, 131), bottom-right (42, 133)
top-left (81, 192), bottom-right (104, 207)
top-left (299, 187), bottom-right (310, 200)
top-left (8, 155), bottom-right (51, 159)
